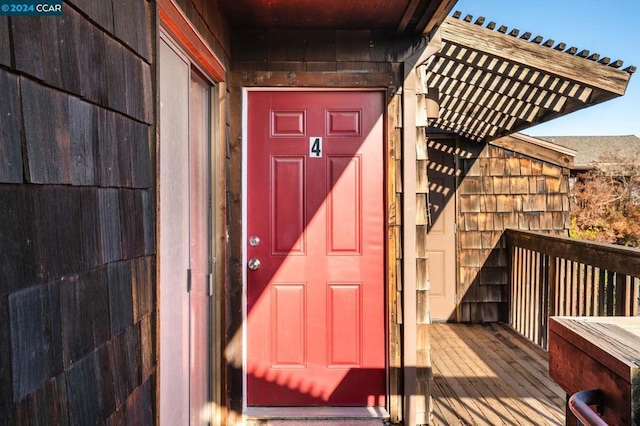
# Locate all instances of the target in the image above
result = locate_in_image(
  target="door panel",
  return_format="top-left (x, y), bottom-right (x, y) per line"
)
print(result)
top-left (159, 38), bottom-right (214, 425)
top-left (189, 72), bottom-right (211, 426)
top-left (159, 39), bottom-right (190, 425)
top-left (271, 157), bottom-right (305, 254)
top-left (327, 156), bottom-right (361, 254)
top-left (246, 91), bottom-right (385, 406)
top-left (427, 139), bottom-right (457, 321)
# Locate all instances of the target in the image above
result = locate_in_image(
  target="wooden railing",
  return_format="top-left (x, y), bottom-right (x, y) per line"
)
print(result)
top-left (505, 229), bottom-right (640, 349)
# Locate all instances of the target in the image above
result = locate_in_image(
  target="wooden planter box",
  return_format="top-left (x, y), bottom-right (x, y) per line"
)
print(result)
top-left (549, 317), bottom-right (640, 425)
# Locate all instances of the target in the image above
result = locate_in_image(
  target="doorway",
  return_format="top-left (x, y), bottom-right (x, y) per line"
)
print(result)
top-left (426, 138), bottom-right (457, 321)
top-left (244, 90), bottom-right (386, 407)
top-left (158, 36), bottom-right (217, 425)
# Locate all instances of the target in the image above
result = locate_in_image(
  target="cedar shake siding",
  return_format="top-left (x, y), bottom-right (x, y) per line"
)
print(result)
top-left (0, 1), bottom-right (154, 424)
top-left (456, 138), bottom-right (571, 323)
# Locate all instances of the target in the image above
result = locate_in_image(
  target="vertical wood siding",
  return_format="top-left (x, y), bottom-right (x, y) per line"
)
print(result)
top-left (457, 140), bottom-right (571, 323)
top-left (0, 1), bottom-right (156, 424)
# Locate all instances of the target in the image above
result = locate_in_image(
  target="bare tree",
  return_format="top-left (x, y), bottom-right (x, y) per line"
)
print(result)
top-left (570, 149), bottom-right (640, 247)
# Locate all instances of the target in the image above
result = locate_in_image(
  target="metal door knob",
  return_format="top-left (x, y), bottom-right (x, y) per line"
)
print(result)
top-left (248, 258), bottom-right (261, 271)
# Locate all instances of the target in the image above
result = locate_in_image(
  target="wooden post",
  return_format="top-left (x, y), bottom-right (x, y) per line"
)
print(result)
top-left (615, 273), bottom-right (628, 315)
top-left (543, 254), bottom-right (556, 348)
top-left (402, 64), bottom-right (419, 426)
top-left (402, 29), bottom-right (441, 426)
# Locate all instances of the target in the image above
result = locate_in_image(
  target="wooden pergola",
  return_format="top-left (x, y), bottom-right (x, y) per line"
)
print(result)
top-left (421, 12), bottom-right (636, 142)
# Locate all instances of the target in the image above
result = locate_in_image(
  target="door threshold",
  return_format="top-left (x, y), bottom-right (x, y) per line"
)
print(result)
top-left (244, 406), bottom-right (390, 423)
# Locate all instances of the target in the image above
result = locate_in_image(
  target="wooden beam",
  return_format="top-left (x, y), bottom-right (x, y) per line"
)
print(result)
top-left (397, 0), bottom-right (421, 34)
top-left (419, 0), bottom-right (458, 37)
top-left (440, 17), bottom-right (630, 95)
top-left (490, 133), bottom-right (575, 169)
top-left (158, 0), bottom-right (226, 82)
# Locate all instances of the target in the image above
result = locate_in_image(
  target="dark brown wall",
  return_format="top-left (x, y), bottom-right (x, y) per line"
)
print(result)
top-left (172, 0), bottom-right (231, 67)
top-left (0, 1), bottom-right (155, 424)
top-left (457, 140), bottom-right (571, 323)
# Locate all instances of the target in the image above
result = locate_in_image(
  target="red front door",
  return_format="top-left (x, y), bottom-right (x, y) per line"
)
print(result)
top-left (246, 91), bottom-right (386, 406)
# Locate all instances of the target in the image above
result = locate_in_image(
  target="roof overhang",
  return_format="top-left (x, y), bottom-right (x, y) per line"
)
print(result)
top-left (422, 14), bottom-right (635, 142)
top-left (218, 0), bottom-right (457, 36)
top-left (490, 133), bottom-right (576, 169)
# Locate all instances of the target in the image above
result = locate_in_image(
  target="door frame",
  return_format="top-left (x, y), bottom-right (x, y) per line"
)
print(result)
top-left (157, 28), bottom-right (224, 425)
top-left (241, 87), bottom-right (390, 413)
top-left (424, 134), bottom-right (459, 322)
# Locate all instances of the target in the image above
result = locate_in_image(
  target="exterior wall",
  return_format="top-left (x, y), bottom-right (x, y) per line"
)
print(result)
top-left (170, 0), bottom-right (231, 68)
top-left (226, 29), bottom-right (422, 423)
top-left (457, 140), bottom-right (571, 323)
top-left (0, 1), bottom-right (155, 424)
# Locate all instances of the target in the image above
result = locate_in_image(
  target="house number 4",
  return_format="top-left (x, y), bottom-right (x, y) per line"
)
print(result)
top-left (309, 137), bottom-right (322, 158)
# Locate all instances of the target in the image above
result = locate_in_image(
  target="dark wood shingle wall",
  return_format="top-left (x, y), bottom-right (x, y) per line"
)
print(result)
top-left (0, 1), bottom-right (155, 424)
top-left (457, 140), bottom-right (570, 323)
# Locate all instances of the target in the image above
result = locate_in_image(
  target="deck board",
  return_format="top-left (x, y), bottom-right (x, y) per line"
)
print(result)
top-left (430, 323), bottom-right (565, 426)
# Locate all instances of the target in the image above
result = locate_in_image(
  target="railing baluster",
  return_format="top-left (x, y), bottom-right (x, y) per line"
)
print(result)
top-left (615, 273), bottom-right (627, 316)
top-left (578, 263), bottom-right (585, 316)
top-left (586, 264), bottom-right (594, 316)
top-left (606, 270), bottom-right (615, 316)
top-left (631, 277), bottom-right (640, 317)
top-left (518, 246), bottom-right (524, 334)
top-left (597, 267), bottom-right (605, 316)
top-left (560, 258), bottom-right (568, 316)
top-left (626, 275), bottom-right (633, 316)
top-left (513, 246), bottom-right (520, 333)
top-left (542, 254), bottom-right (553, 348)
top-left (531, 251), bottom-right (537, 345)
top-left (569, 261), bottom-right (578, 316)
top-left (527, 249), bottom-right (534, 343)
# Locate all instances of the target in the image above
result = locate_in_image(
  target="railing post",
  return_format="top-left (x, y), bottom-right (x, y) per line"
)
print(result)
top-left (615, 273), bottom-right (628, 315)
top-left (543, 254), bottom-right (556, 349)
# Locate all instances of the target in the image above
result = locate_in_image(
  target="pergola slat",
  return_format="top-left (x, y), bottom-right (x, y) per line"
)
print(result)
top-left (421, 14), bottom-right (633, 142)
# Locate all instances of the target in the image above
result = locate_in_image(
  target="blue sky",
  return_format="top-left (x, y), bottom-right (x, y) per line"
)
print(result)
top-left (450, 0), bottom-right (640, 137)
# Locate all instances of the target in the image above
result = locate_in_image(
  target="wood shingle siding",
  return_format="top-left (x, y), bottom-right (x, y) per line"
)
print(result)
top-left (0, 70), bottom-right (22, 183)
top-left (27, 372), bottom-right (70, 425)
top-left (111, 323), bottom-right (142, 407)
top-left (8, 282), bottom-right (63, 401)
top-left (0, 17), bottom-right (10, 66)
top-left (68, 98), bottom-right (99, 186)
top-left (65, 344), bottom-right (116, 424)
top-left (21, 79), bottom-right (73, 184)
top-left (108, 261), bottom-right (135, 336)
top-left (457, 138), bottom-right (571, 322)
top-left (112, 0), bottom-right (151, 61)
top-left (60, 268), bottom-right (111, 365)
top-left (0, 188), bottom-right (37, 295)
top-left (98, 188), bottom-right (123, 264)
top-left (12, 5), bottom-right (152, 123)
top-left (0, 0), bottom-right (156, 423)
top-left (68, 0), bottom-right (114, 32)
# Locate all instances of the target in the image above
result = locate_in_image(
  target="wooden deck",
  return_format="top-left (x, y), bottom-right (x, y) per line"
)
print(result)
top-left (429, 323), bottom-right (566, 426)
